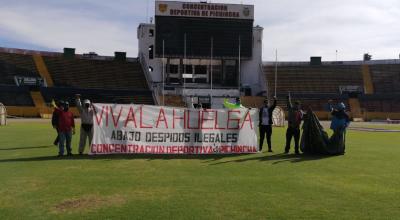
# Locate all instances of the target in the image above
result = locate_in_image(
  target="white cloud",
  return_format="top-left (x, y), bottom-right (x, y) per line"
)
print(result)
top-left (0, 1), bottom-right (144, 57)
top-left (252, 0), bottom-right (400, 61)
top-left (0, 0), bottom-right (399, 61)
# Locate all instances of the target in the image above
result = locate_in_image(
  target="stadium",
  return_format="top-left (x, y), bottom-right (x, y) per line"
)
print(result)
top-left (0, 1), bottom-right (399, 219)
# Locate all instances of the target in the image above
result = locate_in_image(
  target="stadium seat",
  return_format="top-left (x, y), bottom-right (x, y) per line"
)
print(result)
top-left (40, 87), bottom-right (154, 106)
top-left (0, 53), bottom-right (41, 85)
top-left (0, 85), bottom-right (35, 106)
top-left (369, 65), bottom-right (400, 94)
top-left (43, 56), bottom-right (149, 90)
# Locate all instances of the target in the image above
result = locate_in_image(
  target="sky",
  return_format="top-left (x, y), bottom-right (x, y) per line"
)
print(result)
top-left (0, 0), bottom-right (399, 61)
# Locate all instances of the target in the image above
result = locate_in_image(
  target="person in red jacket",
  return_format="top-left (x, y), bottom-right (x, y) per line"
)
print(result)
top-left (55, 101), bottom-right (75, 156)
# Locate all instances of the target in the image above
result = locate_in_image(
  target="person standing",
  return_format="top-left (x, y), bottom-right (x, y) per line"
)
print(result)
top-left (328, 101), bottom-right (350, 154)
top-left (223, 97), bottom-right (245, 109)
top-left (51, 100), bottom-right (63, 146)
top-left (55, 101), bottom-right (75, 156)
top-left (75, 94), bottom-right (94, 155)
top-left (259, 96), bottom-right (277, 152)
top-left (284, 93), bottom-right (303, 154)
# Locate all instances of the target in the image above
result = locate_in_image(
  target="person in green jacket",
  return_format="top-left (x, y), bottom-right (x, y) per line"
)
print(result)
top-left (223, 97), bottom-right (245, 109)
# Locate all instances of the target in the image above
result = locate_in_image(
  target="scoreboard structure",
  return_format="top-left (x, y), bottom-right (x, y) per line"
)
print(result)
top-left (155, 1), bottom-right (254, 59)
top-left (138, 1), bottom-right (265, 105)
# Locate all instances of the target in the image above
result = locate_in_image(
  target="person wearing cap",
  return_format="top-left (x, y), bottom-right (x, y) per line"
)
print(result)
top-left (328, 100), bottom-right (350, 154)
top-left (54, 101), bottom-right (75, 156)
top-left (76, 94), bottom-right (94, 155)
top-left (284, 93), bottom-right (303, 154)
top-left (328, 101), bottom-right (350, 130)
top-left (258, 96), bottom-right (277, 152)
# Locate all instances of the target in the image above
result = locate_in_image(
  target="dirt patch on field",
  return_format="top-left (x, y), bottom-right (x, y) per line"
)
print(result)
top-left (52, 194), bottom-right (126, 213)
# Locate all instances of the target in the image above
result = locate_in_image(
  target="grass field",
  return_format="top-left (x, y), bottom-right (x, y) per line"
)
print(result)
top-left (0, 120), bottom-right (399, 220)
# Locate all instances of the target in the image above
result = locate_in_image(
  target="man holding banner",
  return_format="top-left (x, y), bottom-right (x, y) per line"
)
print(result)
top-left (258, 97), bottom-right (277, 152)
top-left (75, 94), bottom-right (94, 155)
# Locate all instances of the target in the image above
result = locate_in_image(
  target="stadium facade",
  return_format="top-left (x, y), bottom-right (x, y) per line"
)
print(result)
top-left (138, 1), bottom-right (266, 109)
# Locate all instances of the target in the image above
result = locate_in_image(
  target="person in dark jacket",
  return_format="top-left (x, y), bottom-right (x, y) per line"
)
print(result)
top-left (284, 93), bottom-right (303, 154)
top-left (259, 96), bottom-right (277, 152)
top-left (51, 100), bottom-right (63, 146)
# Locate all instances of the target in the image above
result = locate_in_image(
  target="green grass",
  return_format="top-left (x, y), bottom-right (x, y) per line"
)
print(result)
top-left (0, 121), bottom-right (399, 220)
top-left (349, 123), bottom-right (400, 130)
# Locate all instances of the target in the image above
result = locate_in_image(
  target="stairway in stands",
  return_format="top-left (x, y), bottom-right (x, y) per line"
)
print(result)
top-left (33, 54), bottom-right (54, 87)
top-left (348, 98), bottom-right (363, 120)
top-left (362, 64), bottom-right (374, 94)
top-left (30, 91), bottom-right (52, 118)
top-left (32, 54), bottom-right (54, 118)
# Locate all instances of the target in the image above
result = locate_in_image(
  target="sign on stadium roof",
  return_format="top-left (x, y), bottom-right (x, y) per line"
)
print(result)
top-left (155, 1), bottom-right (254, 20)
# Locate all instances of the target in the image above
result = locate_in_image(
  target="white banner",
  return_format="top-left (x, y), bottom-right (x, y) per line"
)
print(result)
top-left (90, 104), bottom-right (259, 155)
top-left (155, 1), bottom-right (254, 20)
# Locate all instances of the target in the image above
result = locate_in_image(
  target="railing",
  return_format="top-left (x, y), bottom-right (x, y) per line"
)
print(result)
top-left (139, 52), bottom-right (160, 105)
top-left (0, 102), bottom-right (7, 125)
top-left (152, 83), bottom-right (241, 99)
top-left (263, 59), bottom-right (400, 66)
top-left (0, 47), bottom-right (138, 62)
top-left (259, 63), bottom-right (268, 96)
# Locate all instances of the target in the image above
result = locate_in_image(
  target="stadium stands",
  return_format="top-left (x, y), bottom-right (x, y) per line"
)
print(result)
top-left (277, 94), bottom-right (350, 112)
top-left (263, 63), bottom-right (360, 113)
top-left (0, 52), bottom-right (38, 73)
top-left (369, 64), bottom-right (400, 94)
top-left (359, 95), bottom-right (400, 113)
top-left (263, 61), bottom-right (400, 120)
top-left (361, 64), bottom-right (374, 94)
top-left (0, 54), bottom-right (40, 85)
top-left (1, 47), bottom-right (399, 120)
top-left (0, 85), bottom-right (34, 106)
top-left (43, 56), bottom-right (149, 90)
top-left (40, 87), bottom-right (154, 106)
top-left (264, 64), bottom-right (364, 96)
top-left (33, 54), bottom-right (54, 87)
top-left (0, 50), bottom-right (155, 117)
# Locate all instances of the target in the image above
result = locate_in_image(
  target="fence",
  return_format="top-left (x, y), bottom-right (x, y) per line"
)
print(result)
top-left (0, 103), bottom-right (7, 125)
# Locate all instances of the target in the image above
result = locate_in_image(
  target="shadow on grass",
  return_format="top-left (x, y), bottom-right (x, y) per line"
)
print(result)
top-left (0, 152), bottom-right (335, 164)
top-left (209, 153), bottom-right (330, 165)
top-left (0, 153), bottom-right (246, 163)
top-left (0, 145), bottom-right (53, 151)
